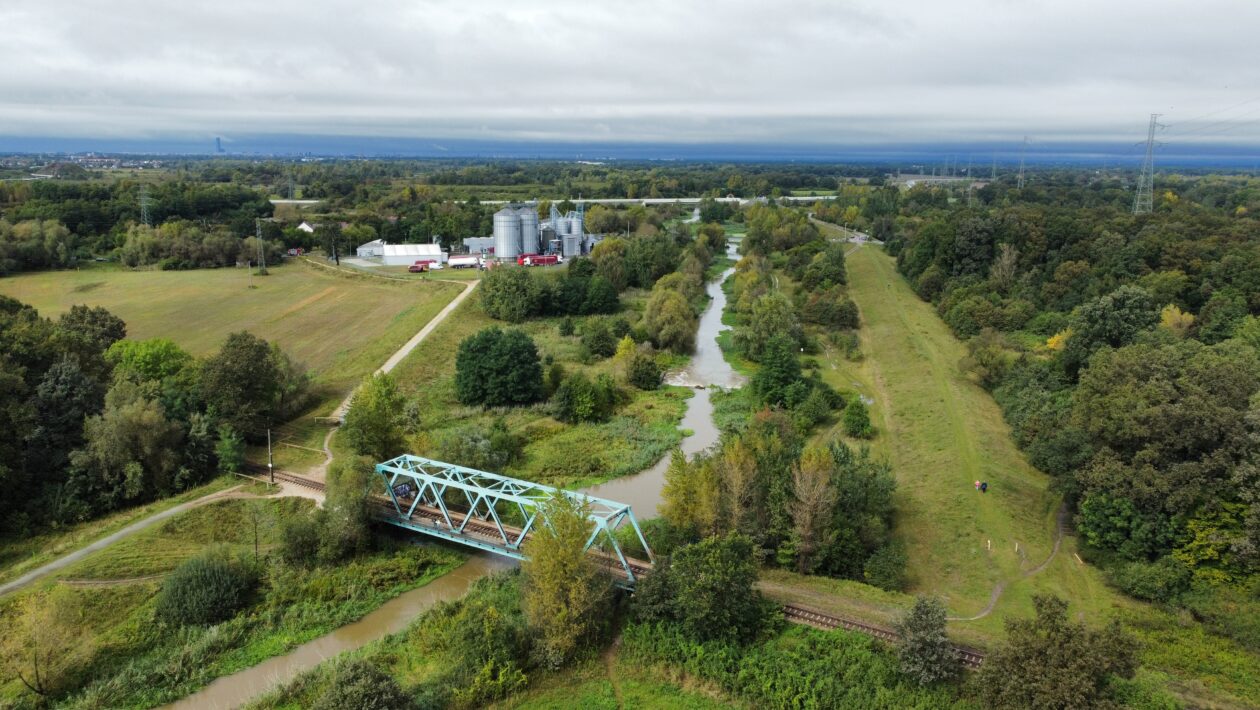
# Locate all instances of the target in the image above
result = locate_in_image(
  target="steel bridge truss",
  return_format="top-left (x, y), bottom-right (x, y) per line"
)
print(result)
top-left (375, 454), bottom-right (654, 586)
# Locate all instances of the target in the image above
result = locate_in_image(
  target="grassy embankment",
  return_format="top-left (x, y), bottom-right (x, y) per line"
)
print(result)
top-left (0, 260), bottom-right (463, 473)
top-left (0, 495), bottom-right (463, 709)
top-left (776, 226), bottom-right (1259, 707)
top-left (0, 475), bottom-right (239, 588)
top-left (386, 283), bottom-right (691, 490)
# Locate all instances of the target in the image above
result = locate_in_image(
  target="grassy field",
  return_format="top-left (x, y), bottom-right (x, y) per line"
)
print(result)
top-left (387, 284), bottom-right (691, 490)
top-left (789, 233), bottom-right (1260, 707)
top-left (0, 496), bottom-right (464, 708)
top-left (0, 260), bottom-right (462, 403)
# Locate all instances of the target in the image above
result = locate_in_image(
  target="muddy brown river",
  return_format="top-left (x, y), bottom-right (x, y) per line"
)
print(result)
top-left (167, 250), bottom-right (740, 709)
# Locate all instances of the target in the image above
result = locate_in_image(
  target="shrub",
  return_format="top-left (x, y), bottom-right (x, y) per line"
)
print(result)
top-left (627, 352), bottom-right (663, 390)
top-left (581, 318), bottom-right (617, 358)
top-left (155, 548), bottom-right (258, 625)
top-left (279, 513), bottom-right (322, 567)
top-left (312, 659), bottom-right (414, 710)
top-left (863, 541), bottom-right (907, 591)
top-left (1108, 556), bottom-right (1192, 603)
top-left (843, 398), bottom-right (874, 438)
top-left (436, 420), bottom-right (524, 472)
top-left (480, 267), bottom-right (543, 322)
top-left (551, 372), bottom-right (619, 423)
top-left (558, 316), bottom-right (575, 336)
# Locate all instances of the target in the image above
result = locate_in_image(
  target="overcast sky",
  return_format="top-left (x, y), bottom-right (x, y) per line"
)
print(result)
top-left (2, 0), bottom-right (1258, 148)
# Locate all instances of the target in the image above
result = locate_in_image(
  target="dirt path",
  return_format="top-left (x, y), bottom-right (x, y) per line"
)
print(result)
top-left (330, 278), bottom-right (478, 422)
top-left (60, 573), bottom-right (169, 588)
top-left (603, 637), bottom-right (625, 708)
top-left (0, 485), bottom-right (247, 598)
top-left (948, 505), bottom-right (1068, 622)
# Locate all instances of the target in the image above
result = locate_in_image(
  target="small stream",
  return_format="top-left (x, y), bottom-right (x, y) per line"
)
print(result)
top-left (167, 247), bottom-right (741, 709)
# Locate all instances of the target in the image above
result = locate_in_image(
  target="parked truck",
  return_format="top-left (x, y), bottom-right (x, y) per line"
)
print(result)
top-left (519, 254), bottom-right (561, 267)
top-left (407, 259), bottom-right (438, 272)
top-left (448, 255), bottom-right (482, 269)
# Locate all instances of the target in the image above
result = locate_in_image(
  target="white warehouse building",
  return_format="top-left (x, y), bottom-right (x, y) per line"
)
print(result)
top-left (380, 243), bottom-right (446, 266)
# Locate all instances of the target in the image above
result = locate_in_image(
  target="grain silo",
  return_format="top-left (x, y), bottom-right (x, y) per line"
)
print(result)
top-left (518, 207), bottom-right (540, 255)
top-left (493, 208), bottom-right (521, 260)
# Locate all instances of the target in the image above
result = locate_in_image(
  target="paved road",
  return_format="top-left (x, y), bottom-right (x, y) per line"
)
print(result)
top-left (0, 486), bottom-right (244, 598)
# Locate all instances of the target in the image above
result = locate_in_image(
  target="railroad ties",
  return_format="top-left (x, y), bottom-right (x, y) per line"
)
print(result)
top-left (781, 604), bottom-right (985, 670)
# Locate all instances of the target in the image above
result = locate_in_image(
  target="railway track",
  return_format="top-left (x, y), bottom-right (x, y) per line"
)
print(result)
top-left (244, 467), bottom-right (984, 668)
top-left (781, 604), bottom-right (985, 669)
top-left (241, 465), bottom-right (327, 492)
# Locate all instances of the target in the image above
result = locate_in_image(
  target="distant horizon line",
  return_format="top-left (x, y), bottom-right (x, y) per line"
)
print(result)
top-left (2, 134), bottom-right (1259, 168)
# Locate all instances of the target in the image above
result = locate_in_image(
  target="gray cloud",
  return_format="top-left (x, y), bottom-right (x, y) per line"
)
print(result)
top-left (1, 0), bottom-right (1258, 146)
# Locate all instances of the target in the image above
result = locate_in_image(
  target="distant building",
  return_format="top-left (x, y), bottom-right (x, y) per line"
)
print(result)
top-left (462, 236), bottom-right (495, 254)
top-left (297, 221), bottom-right (316, 234)
top-left (381, 243), bottom-right (445, 266)
top-left (356, 239), bottom-right (385, 258)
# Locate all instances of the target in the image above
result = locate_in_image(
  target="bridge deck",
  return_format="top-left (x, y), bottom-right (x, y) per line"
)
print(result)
top-left (373, 496), bottom-right (653, 584)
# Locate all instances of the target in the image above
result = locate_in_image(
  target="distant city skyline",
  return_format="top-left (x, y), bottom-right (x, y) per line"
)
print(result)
top-left (2, 0), bottom-right (1258, 155)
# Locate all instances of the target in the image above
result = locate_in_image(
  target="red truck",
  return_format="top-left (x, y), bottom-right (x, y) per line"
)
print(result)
top-left (519, 254), bottom-right (561, 267)
top-left (408, 259), bottom-right (438, 273)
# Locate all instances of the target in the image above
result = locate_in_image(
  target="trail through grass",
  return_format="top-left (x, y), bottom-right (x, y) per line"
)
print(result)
top-left (828, 245), bottom-right (1113, 626)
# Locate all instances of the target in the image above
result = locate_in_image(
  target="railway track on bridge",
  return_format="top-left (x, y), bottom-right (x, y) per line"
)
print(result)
top-left (248, 468), bottom-right (984, 668)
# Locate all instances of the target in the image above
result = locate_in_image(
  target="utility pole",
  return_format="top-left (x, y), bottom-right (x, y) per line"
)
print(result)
top-left (255, 218), bottom-right (267, 275)
top-left (267, 428), bottom-right (274, 485)
top-left (991, 153), bottom-right (997, 180)
top-left (139, 184), bottom-right (152, 227)
top-left (1017, 136), bottom-right (1029, 189)
top-left (1133, 113), bottom-right (1164, 215)
top-left (287, 174), bottom-right (295, 200)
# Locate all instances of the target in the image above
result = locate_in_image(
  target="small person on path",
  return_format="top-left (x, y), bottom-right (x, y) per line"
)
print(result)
top-left (974, 480), bottom-right (981, 491)
top-left (980, 481), bottom-right (988, 493)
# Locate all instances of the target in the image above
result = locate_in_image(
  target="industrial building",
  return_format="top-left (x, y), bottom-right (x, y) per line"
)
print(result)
top-left (489, 203), bottom-right (598, 260)
top-left (380, 243), bottom-right (445, 266)
top-left (355, 239), bottom-right (385, 258)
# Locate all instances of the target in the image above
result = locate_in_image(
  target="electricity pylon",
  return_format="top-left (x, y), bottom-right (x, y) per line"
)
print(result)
top-left (139, 185), bottom-right (152, 227)
top-left (1133, 113), bottom-right (1164, 215)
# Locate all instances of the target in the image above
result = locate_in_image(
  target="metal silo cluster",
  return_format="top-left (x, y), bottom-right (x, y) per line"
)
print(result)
top-left (492, 205), bottom-right (542, 260)
top-left (492, 202), bottom-right (589, 261)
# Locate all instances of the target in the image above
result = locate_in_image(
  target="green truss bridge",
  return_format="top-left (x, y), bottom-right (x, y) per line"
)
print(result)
top-left (373, 454), bottom-right (655, 588)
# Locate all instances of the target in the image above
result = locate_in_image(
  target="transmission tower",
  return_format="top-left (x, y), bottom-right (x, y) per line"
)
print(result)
top-left (287, 174), bottom-right (296, 200)
top-left (1017, 136), bottom-right (1029, 189)
top-left (990, 152), bottom-right (997, 180)
top-left (1133, 113), bottom-right (1164, 215)
top-left (139, 185), bottom-right (152, 227)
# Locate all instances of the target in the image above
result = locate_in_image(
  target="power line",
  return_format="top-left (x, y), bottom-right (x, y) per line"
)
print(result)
top-left (1164, 95), bottom-right (1260, 133)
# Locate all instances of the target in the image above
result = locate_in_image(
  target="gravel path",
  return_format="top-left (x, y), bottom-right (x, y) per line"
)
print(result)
top-left (0, 485), bottom-right (245, 598)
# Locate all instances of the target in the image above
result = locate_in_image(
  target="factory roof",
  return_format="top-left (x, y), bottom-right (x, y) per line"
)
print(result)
top-left (382, 243), bottom-right (442, 257)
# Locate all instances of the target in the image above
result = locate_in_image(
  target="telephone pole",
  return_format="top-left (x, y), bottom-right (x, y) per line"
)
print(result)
top-left (1133, 113), bottom-right (1164, 215)
top-left (255, 219), bottom-right (267, 275)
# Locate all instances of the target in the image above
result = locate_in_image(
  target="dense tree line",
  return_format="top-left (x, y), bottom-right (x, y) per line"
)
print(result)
top-left (660, 413), bottom-right (902, 588)
top-left (886, 175), bottom-right (1260, 632)
top-left (0, 297), bottom-right (309, 533)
